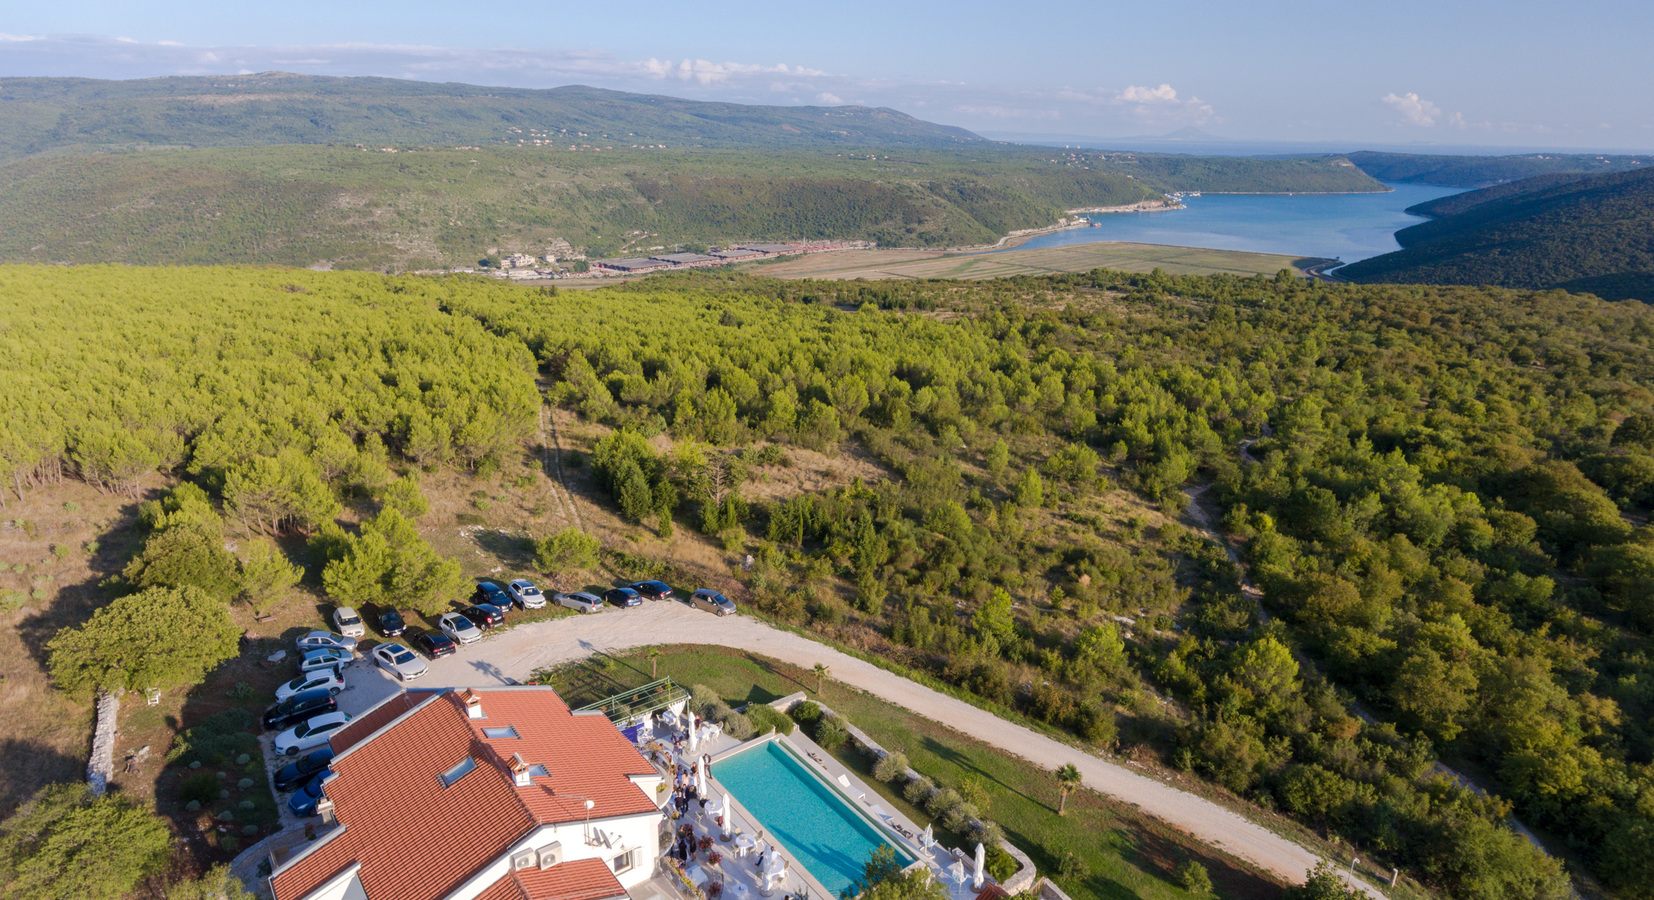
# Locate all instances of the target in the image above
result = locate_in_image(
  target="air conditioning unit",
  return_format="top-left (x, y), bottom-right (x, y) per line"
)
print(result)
top-left (537, 842), bottom-right (563, 870)
top-left (511, 850), bottom-right (536, 871)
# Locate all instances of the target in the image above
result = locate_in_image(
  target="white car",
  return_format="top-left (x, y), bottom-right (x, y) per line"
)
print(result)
top-left (438, 612), bottom-right (483, 645)
top-left (274, 710), bottom-right (352, 756)
top-left (296, 631), bottom-right (358, 656)
top-left (556, 591), bottom-right (605, 614)
top-left (275, 669), bottom-right (345, 702)
top-left (507, 579), bottom-right (546, 609)
top-left (298, 648), bottom-right (351, 675)
top-left (372, 643), bottom-right (429, 681)
top-left (332, 607), bottom-right (366, 639)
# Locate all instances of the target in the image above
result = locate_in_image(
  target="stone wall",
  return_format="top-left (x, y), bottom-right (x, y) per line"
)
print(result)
top-left (86, 692), bottom-right (119, 796)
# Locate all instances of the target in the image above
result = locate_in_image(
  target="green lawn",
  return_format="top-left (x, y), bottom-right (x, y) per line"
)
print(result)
top-left (543, 646), bottom-right (1287, 900)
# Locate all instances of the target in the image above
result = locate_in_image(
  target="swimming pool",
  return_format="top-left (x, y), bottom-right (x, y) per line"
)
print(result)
top-left (712, 738), bottom-right (914, 897)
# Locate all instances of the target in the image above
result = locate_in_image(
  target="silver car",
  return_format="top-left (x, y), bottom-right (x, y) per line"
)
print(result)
top-left (507, 579), bottom-right (546, 609)
top-left (296, 631), bottom-right (358, 655)
top-left (299, 648), bottom-right (351, 675)
top-left (556, 591), bottom-right (605, 614)
top-left (372, 643), bottom-right (429, 681)
top-left (332, 607), bottom-right (366, 639)
top-left (276, 669), bottom-right (345, 702)
top-left (438, 612), bottom-right (483, 645)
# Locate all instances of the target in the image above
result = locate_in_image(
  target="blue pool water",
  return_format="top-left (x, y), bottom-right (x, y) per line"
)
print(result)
top-left (712, 740), bottom-right (913, 897)
top-left (1005, 182), bottom-right (1466, 262)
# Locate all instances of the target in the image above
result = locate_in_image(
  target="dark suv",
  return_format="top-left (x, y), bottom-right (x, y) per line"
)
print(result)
top-left (631, 580), bottom-right (674, 601)
top-left (473, 582), bottom-right (512, 612)
top-left (263, 688), bottom-right (340, 732)
top-left (273, 747), bottom-right (335, 792)
top-left (461, 604), bottom-right (504, 629)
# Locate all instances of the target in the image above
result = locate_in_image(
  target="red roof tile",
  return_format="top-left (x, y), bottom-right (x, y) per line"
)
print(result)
top-left (512, 858), bottom-right (628, 900)
top-left (270, 686), bottom-right (660, 900)
top-left (328, 690), bottom-right (430, 755)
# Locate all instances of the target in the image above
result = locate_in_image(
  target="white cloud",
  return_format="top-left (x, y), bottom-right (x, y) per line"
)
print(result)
top-left (1381, 91), bottom-right (1442, 126)
top-left (816, 92), bottom-right (843, 105)
top-left (1119, 83), bottom-right (1179, 103)
top-left (0, 32), bottom-right (42, 42)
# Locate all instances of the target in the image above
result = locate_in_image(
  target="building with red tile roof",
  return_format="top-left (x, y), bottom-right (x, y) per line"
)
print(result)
top-left (268, 686), bottom-right (665, 900)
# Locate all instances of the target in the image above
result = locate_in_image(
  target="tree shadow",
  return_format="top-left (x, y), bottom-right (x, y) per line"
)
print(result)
top-left (0, 739), bottom-right (83, 817)
top-left (14, 498), bottom-right (147, 671)
top-left (1118, 827), bottom-right (1285, 900)
top-left (917, 735), bottom-right (1040, 806)
top-left (473, 529), bottom-right (536, 569)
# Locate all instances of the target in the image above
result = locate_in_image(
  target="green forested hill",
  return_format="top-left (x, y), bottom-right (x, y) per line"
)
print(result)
top-left (1340, 167), bottom-right (1654, 300)
top-left (1349, 150), bottom-right (1652, 187)
top-left (0, 74), bottom-right (984, 158)
top-left (1403, 173), bottom-right (1589, 218)
top-left (8, 264), bottom-right (1654, 899)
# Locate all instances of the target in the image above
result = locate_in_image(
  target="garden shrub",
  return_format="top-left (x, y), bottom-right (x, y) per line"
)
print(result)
top-left (788, 700), bottom-right (822, 729)
top-left (814, 714), bottom-right (849, 750)
top-left (903, 775), bottom-right (935, 806)
top-left (873, 751), bottom-right (909, 783)
top-left (745, 704), bottom-right (794, 735)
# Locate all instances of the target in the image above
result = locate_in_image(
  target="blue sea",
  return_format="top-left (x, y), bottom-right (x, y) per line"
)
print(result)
top-left (1006, 182), bottom-right (1465, 262)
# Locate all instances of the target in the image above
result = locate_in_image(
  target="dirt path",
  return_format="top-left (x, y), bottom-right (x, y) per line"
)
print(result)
top-left (424, 603), bottom-right (1384, 897)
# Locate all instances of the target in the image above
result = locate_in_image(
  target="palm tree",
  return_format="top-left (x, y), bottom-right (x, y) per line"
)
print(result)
top-left (648, 647), bottom-right (660, 680)
top-left (1056, 763), bottom-right (1082, 815)
top-left (812, 663), bottom-right (829, 695)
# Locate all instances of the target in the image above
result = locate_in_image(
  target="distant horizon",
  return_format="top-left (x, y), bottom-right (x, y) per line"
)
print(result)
top-left (2, 0), bottom-right (1650, 151)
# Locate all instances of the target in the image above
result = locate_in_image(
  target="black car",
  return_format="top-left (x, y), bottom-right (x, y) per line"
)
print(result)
top-left (632, 580), bottom-right (674, 601)
top-left (603, 587), bottom-right (642, 608)
top-left (414, 631), bottom-right (457, 659)
top-left (263, 688), bottom-right (340, 732)
top-left (473, 582), bottom-right (512, 612)
top-left (273, 747), bottom-right (335, 793)
top-left (379, 608), bottom-right (406, 637)
top-left (461, 604), bottom-right (504, 629)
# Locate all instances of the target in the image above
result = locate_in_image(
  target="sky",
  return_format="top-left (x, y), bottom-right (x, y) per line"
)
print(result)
top-left (3, 0), bottom-right (1652, 151)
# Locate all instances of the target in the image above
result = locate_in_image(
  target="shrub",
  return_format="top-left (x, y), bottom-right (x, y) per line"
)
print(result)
top-left (815, 715), bottom-right (849, 750)
top-left (690, 684), bottom-right (721, 713)
top-left (789, 700), bottom-right (822, 729)
top-left (242, 824), bottom-right (259, 836)
top-left (903, 775), bottom-right (935, 806)
top-left (745, 704), bottom-right (795, 736)
top-left (237, 800), bottom-right (254, 811)
top-left (984, 842), bottom-right (1016, 879)
top-left (534, 528), bottom-right (600, 575)
top-left (925, 787), bottom-right (962, 817)
top-left (722, 712), bottom-right (755, 740)
top-left (873, 751), bottom-right (909, 783)
top-left (184, 800), bottom-right (201, 812)
top-left (167, 709), bottom-right (257, 766)
top-left (941, 801), bottom-right (978, 833)
top-left (1176, 860), bottom-right (1213, 896)
top-left (236, 778), bottom-right (254, 789)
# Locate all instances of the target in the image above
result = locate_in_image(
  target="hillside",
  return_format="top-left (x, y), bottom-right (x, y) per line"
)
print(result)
top-left (17, 264), bottom-right (1654, 899)
top-left (0, 73), bottom-right (984, 157)
top-left (1340, 166), bottom-right (1654, 300)
top-left (1348, 149), bottom-right (1651, 187)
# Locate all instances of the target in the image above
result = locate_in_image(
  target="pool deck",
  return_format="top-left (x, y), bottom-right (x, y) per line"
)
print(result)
top-left (643, 718), bottom-right (994, 900)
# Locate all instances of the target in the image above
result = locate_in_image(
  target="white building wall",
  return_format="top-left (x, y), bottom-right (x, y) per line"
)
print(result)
top-left (442, 810), bottom-right (663, 900)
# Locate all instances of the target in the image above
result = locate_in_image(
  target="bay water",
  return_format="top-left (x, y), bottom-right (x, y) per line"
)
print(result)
top-left (1007, 182), bottom-right (1465, 262)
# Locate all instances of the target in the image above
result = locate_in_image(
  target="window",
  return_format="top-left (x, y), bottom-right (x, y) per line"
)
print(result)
top-left (482, 726), bottom-right (520, 739)
top-left (439, 756), bottom-right (476, 787)
top-left (610, 849), bottom-right (636, 875)
top-left (527, 765), bottom-right (550, 778)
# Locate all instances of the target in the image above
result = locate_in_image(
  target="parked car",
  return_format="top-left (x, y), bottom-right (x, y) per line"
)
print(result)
top-left (603, 587), bottom-right (642, 608)
top-left (275, 668), bottom-right (345, 702)
top-left (414, 631), bottom-right (457, 659)
top-left (332, 607), bottom-right (366, 639)
top-left (689, 589), bottom-right (737, 617)
top-left (295, 631), bottom-right (358, 656)
top-left (438, 612), bottom-right (483, 645)
top-left (506, 579), bottom-right (546, 610)
top-left (473, 582), bottom-right (512, 612)
top-left (461, 604), bottom-right (504, 629)
top-left (556, 591), bottom-right (605, 614)
top-left (378, 608), bottom-right (406, 637)
top-left (273, 747), bottom-right (335, 793)
top-left (631, 580), bottom-right (674, 602)
top-left (373, 643), bottom-right (429, 681)
top-left (288, 771), bottom-right (333, 817)
top-left (298, 647), bottom-right (351, 675)
top-left (274, 710), bottom-right (352, 756)
top-left (263, 688), bottom-right (339, 732)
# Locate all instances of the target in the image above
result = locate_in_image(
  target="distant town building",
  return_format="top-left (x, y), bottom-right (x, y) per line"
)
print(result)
top-left (736, 243), bottom-right (801, 255)
top-left (708, 249), bottom-right (763, 260)
top-left (594, 258), bottom-right (668, 273)
top-left (649, 252), bottom-right (717, 265)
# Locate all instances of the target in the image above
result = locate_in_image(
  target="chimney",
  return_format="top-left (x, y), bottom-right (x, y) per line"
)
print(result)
top-left (509, 753), bottom-right (532, 787)
top-left (460, 689), bottom-right (483, 719)
top-left (316, 796), bottom-right (336, 825)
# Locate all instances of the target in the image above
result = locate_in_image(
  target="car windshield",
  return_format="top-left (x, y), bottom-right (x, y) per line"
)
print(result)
top-left (523, 586), bottom-right (539, 594)
top-left (339, 613), bottom-right (360, 624)
top-left (390, 649), bottom-right (412, 663)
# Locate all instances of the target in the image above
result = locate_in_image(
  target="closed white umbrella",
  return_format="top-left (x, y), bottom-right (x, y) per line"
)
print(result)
top-left (688, 710), bottom-right (699, 751)
top-left (921, 823), bottom-right (933, 850)
top-left (972, 842), bottom-right (985, 890)
top-left (697, 760), bottom-right (709, 800)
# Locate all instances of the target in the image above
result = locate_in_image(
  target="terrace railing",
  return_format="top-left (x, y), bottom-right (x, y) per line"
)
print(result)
top-left (575, 677), bottom-right (690, 724)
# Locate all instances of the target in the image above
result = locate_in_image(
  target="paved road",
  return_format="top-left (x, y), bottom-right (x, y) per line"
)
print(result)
top-left (423, 603), bottom-right (1383, 897)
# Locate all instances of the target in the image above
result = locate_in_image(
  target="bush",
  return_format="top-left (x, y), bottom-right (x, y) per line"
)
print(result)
top-left (925, 787), bottom-right (962, 817)
top-left (1073, 701), bottom-right (1117, 745)
top-left (873, 751), bottom-right (909, 783)
top-left (789, 700), bottom-right (822, 729)
top-left (815, 715), bottom-right (849, 750)
top-left (167, 709), bottom-right (257, 766)
top-left (180, 772), bottom-right (219, 806)
top-left (534, 528), bottom-right (600, 575)
top-left (984, 842), bottom-right (1016, 879)
top-left (904, 775), bottom-right (936, 806)
top-left (690, 684), bottom-right (721, 714)
top-left (745, 704), bottom-right (795, 736)
top-left (941, 801), bottom-right (978, 833)
top-left (722, 712), bottom-right (755, 740)
top-left (236, 778), bottom-right (254, 789)
top-left (1176, 860), bottom-right (1212, 896)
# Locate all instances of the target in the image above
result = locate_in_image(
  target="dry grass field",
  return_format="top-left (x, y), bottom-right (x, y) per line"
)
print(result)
top-left (742, 241), bottom-right (1314, 281)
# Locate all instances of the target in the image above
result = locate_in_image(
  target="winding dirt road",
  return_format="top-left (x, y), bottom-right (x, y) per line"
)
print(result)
top-left (423, 602), bottom-right (1383, 897)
